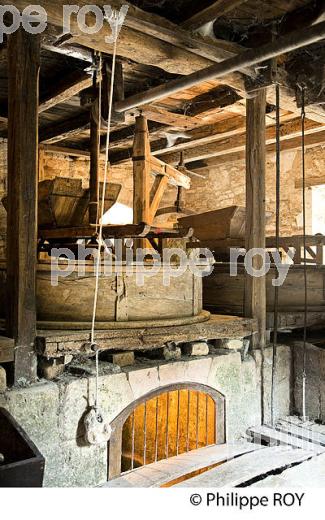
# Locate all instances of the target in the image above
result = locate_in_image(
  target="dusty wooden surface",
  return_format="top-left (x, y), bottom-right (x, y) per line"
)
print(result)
top-left (104, 442), bottom-right (264, 488)
top-left (176, 446), bottom-right (315, 487)
top-left (35, 314), bottom-right (257, 358)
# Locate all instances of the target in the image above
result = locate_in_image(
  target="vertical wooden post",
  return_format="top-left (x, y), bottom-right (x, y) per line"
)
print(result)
top-left (89, 74), bottom-right (100, 225)
top-left (245, 89), bottom-right (266, 351)
top-left (7, 29), bottom-right (40, 383)
top-left (132, 115), bottom-right (151, 224)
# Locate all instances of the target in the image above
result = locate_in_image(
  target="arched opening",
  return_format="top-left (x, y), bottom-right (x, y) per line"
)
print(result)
top-left (108, 383), bottom-right (225, 480)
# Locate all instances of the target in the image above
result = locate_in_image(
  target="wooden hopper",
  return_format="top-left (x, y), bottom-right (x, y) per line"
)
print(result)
top-left (37, 177), bottom-right (121, 229)
top-left (2, 177), bottom-right (122, 229)
top-left (179, 206), bottom-right (272, 241)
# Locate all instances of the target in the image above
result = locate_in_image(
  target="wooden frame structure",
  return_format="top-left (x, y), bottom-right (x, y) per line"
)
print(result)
top-left (132, 114), bottom-right (190, 226)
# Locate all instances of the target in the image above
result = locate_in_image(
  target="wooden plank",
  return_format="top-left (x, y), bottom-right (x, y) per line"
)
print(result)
top-left (245, 90), bottom-right (266, 350)
top-left (182, 0), bottom-right (248, 30)
top-left (175, 446), bottom-right (315, 487)
top-left (104, 442), bottom-right (264, 488)
top-left (35, 314), bottom-right (257, 357)
top-left (39, 69), bottom-right (92, 113)
top-left (7, 29), bottom-right (40, 383)
top-left (247, 425), bottom-right (325, 454)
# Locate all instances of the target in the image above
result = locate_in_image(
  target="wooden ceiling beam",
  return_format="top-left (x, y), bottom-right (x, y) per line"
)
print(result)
top-left (39, 69), bottom-right (93, 113)
top-left (7, 1), bottom-right (250, 96)
top-left (39, 112), bottom-right (90, 144)
top-left (158, 117), bottom-right (324, 164)
top-left (182, 0), bottom-right (248, 31)
top-left (189, 128), bottom-right (325, 170)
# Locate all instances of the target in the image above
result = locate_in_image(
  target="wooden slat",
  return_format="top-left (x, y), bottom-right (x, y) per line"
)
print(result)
top-left (7, 28), bottom-right (40, 383)
top-left (176, 446), bottom-right (315, 487)
top-left (103, 442), bottom-right (264, 488)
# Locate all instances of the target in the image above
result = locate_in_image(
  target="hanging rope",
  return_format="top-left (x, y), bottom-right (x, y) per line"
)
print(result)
top-left (84, 12), bottom-right (125, 446)
top-left (299, 84), bottom-right (308, 423)
top-left (271, 82), bottom-right (281, 427)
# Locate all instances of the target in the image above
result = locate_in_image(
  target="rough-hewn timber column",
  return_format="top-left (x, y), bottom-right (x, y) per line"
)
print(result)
top-left (244, 89), bottom-right (266, 350)
top-left (7, 29), bottom-right (40, 383)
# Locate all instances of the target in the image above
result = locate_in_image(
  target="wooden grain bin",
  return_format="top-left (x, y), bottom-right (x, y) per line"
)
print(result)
top-left (178, 206), bottom-right (272, 241)
top-left (0, 408), bottom-right (45, 487)
top-left (2, 177), bottom-right (122, 229)
top-left (38, 177), bottom-right (122, 228)
top-left (179, 206), bottom-right (246, 241)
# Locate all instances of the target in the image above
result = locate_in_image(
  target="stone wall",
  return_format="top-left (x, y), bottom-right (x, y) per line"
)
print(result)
top-left (292, 342), bottom-right (325, 423)
top-left (184, 146), bottom-right (325, 236)
top-left (0, 346), bottom-right (291, 487)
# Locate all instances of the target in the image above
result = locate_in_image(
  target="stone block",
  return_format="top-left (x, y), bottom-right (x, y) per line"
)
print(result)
top-left (127, 366), bottom-right (160, 399)
top-left (182, 341), bottom-right (209, 356)
top-left (44, 440), bottom-right (107, 487)
top-left (5, 381), bottom-right (60, 448)
top-left (215, 338), bottom-right (244, 350)
top-left (0, 365), bottom-right (6, 392)
top-left (150, 343), bottom-right (182, 361)
top-left (39, 357), bottom-right (65, 380)
top-left (104, 351), bottom-right (135, 367)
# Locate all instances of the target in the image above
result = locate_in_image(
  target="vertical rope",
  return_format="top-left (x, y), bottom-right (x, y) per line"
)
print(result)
top-left (300, 85), bottom-right (308, 422)
top-left (271, 82), bottom-right (281, 427)
top-left (90, 19), bottom-right (120, 412)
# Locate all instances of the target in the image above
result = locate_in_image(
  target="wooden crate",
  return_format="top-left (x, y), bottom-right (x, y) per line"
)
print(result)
top-left (0, 408), bottom-right (45, 487)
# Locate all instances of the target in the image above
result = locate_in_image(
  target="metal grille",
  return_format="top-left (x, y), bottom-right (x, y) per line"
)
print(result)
top-left (121, 389), bottom-right (216, 473)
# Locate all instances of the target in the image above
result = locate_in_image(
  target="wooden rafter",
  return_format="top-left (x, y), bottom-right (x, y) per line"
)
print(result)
top-left (189, 127), bottom-right (325, 170)
top-left (39, 69), bottom-right (93, 113)
top-left (182, 0), bottom-right (248, 31)
top-left (158, 117), bottom-right (324, 165)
